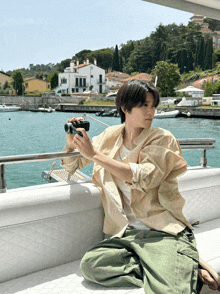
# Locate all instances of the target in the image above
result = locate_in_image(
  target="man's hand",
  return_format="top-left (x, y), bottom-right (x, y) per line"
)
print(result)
top-left (198, 269), bottom-right (219, 291)
top-left (66, 117), bottom-right (84, 150)
top-left (72, 128), bottom-right (96, 160)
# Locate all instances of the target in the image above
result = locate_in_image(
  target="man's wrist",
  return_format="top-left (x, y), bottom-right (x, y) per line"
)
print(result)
top-left (64, 143), bottom-right (75, 152)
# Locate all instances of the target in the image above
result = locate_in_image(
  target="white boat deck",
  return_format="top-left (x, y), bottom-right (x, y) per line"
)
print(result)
top-left (0, 259), bottom-right (144, 294)
top-left (0, 152), bottom-right (219, 294)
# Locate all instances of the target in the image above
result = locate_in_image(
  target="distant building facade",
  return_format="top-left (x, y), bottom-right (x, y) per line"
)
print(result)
top-left (190, 14), bottom-right (220, 50)
top-left (55, 59), bottom-right (106, 95)
top-left (0, 71), bottom-right (13, 88)
top-left (105, 72), bottom-right (130, 93)
top-left (24, 77), bottom-right (50, 94)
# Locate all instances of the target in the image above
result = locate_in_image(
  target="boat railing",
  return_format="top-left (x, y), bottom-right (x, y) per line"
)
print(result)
top-left (0, 138), bottom-right (216, 193)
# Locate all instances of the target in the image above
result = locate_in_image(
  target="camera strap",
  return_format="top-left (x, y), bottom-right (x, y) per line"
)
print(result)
top-left (82, 113), bottom-right (110, 127)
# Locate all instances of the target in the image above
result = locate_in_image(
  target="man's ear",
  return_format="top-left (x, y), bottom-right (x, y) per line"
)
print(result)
top-left (121, 105), bottom-right (126, 114)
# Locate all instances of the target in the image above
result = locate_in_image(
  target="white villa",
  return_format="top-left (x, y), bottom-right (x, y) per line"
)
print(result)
top-left (55, 59), bottom-right (106, 95)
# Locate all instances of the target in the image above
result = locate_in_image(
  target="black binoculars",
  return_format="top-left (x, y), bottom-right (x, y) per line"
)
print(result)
top-left (64, 120), bottom-right (90, 137)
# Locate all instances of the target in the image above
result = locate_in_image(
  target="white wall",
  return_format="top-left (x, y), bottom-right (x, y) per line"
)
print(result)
top-left (56, 63), bottom-right (106, 95)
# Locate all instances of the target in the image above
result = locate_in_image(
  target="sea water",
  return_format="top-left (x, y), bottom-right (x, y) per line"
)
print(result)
top-left (0, 111), bottom-right (220, 190)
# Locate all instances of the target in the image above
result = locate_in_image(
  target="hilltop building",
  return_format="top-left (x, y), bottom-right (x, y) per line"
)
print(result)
top-left (190, 14), bottom-right (220, 50)
top-left (55, 59), bottom-right (106, 95)
top-left (24, 77), bottom-right (50, 94)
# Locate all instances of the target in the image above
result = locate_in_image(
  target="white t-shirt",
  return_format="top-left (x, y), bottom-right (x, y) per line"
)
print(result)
top-left (114, 144), bottom-right (150, 231)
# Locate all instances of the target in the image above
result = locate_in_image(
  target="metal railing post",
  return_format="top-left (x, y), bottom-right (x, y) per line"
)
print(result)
top-left (0, 165), bottom-right (7, 193)
top-left (201, 149), bottom-right (207, 168)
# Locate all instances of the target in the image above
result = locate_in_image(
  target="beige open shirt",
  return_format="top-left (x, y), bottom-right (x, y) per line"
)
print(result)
top-left (61, 124), bottom-right (192, 238)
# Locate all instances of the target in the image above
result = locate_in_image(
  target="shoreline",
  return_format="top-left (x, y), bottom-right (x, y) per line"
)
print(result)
top-left (0, 96), bottom-right (220, 118)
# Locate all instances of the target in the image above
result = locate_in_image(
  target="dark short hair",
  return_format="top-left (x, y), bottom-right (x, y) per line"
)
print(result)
top-left (115, 79), bottom-right (160, 123)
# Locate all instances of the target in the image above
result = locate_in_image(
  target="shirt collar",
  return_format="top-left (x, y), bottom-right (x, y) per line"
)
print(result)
top-left (132, 127), bottom-right (153, 146)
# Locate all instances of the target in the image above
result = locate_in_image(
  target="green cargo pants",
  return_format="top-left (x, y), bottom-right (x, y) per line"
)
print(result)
top-left (80, 226), bottom-right (201, 294)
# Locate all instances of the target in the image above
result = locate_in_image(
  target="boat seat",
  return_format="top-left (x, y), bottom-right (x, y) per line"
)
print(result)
top-left (0, 168), bottom-right (220, 294)
top-left (0, 222), bottom-right (218, 294)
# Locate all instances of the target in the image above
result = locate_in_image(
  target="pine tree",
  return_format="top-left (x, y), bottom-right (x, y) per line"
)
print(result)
top-left (204, 37), bottom-right (214, 70)
top-left (195, 36), bottom-right (205, 70)
top-left (178, 49), bottom-right (188, 74)
top-left (112, 45), bottom-right (120, 71)
top-left (187, 50), bottom-right (194, 72)
top-left (12, 70), bottom-right (24, 95)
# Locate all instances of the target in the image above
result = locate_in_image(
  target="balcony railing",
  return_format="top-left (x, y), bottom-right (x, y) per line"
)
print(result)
top-left (96, 79), bottom-right (106, 84)
top-left (0, 138), bottom-right (216, 193)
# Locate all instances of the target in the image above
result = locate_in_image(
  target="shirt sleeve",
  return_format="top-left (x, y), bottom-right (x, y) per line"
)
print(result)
top-left (127, 136), bottom-right (187, 192)
top-left (61, 129), bottom-right (107, 175)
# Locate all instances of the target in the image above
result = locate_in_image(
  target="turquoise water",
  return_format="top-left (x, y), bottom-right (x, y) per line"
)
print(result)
top-left (0, 111), bottom-right (220, 190)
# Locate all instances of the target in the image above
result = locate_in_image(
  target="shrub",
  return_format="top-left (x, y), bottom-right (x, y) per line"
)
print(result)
top-left (61, 93), bottom-right (71, 96)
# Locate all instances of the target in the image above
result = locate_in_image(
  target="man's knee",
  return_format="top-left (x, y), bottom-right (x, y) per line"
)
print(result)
top-left (80, 251), bottom-right (101, 283)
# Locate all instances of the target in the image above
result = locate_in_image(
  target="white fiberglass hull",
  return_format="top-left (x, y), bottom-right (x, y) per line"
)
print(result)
top-left (154, 110), bottom-right (179, 119)
top-left (0, 105), bottom-right (21, 112)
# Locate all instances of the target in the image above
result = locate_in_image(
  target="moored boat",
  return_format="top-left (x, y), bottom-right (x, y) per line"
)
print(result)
top-left (154, 109), bottom-right (179, 118)
top-left (30, 107), bottom-right (55, 113)
top-left (0, 104), bottom-right (21, 112)
top-left (95, 109), bottom-right (118, 117)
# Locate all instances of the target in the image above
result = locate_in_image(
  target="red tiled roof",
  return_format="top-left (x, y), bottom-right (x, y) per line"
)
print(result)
top-left (106, 71), bottom-right (130, 81)
top-left (193, 75), bottom-right (220, 89)
top-left (122, 73), bottom-right (152, 83)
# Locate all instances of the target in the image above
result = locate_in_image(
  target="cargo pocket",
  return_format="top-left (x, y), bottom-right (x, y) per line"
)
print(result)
top-left (176, 245), bottom-right (200, 294)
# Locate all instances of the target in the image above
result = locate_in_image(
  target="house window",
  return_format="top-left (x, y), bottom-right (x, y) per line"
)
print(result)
top-left (25, 83), bottom-right (28, 88)
top-left (83, 88), bottom-right (86, 92)
top-left (83, 78), bottom-right (86, 87)
top-left (75, 78), bottom-right (78, 86)
top-left (76, 88), bottom-right (79, 93)
top-left (61, 78), bottom-right (67, 84)
top-left (99, 75), bottom-right (102, 83)
top-left (91, 75), bottom-right (93, 78)
top-left (72, 88), bottom-right (75, 93)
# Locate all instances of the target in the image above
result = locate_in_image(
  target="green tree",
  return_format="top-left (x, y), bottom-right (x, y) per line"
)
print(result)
top-left (178, 49), bottom-right (188, 74)
top-left (120, 41), bottom-right (135, 67)
top-left (57, 59), bottom-right (72, 72)
top-left (195, 36), bottom-right (205, 70)
top-left (203, 18), bottom-right (220, 31)
top-left (12, 69), bottom-right (24, 95)
top-left (49, 71), bottom-right (59, 90)
top-left (112, 45), bottom-right (120, 71)
top-left (186, 50), bottom-right (194, 72)
top-left (214, 49), bottom-right (220, 63)
top-left (87, 48), bottom-right (114, 72)
top-left (151, 61), bottom-right (181, 97)
top-left (213, 80), bottom-right (220, 94)
top-left (72, 50), bottom-right (92, 64)
top-left (204, 81), bottom-right (213, 97)
top-left (3, 80), bottom-right (10, 90)
top-left (123, 39), bottom-right (152, 74)
top-left (151, 24), bottom-right (168, 66)
top-left (204, 37), bottom-right (214, 70)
